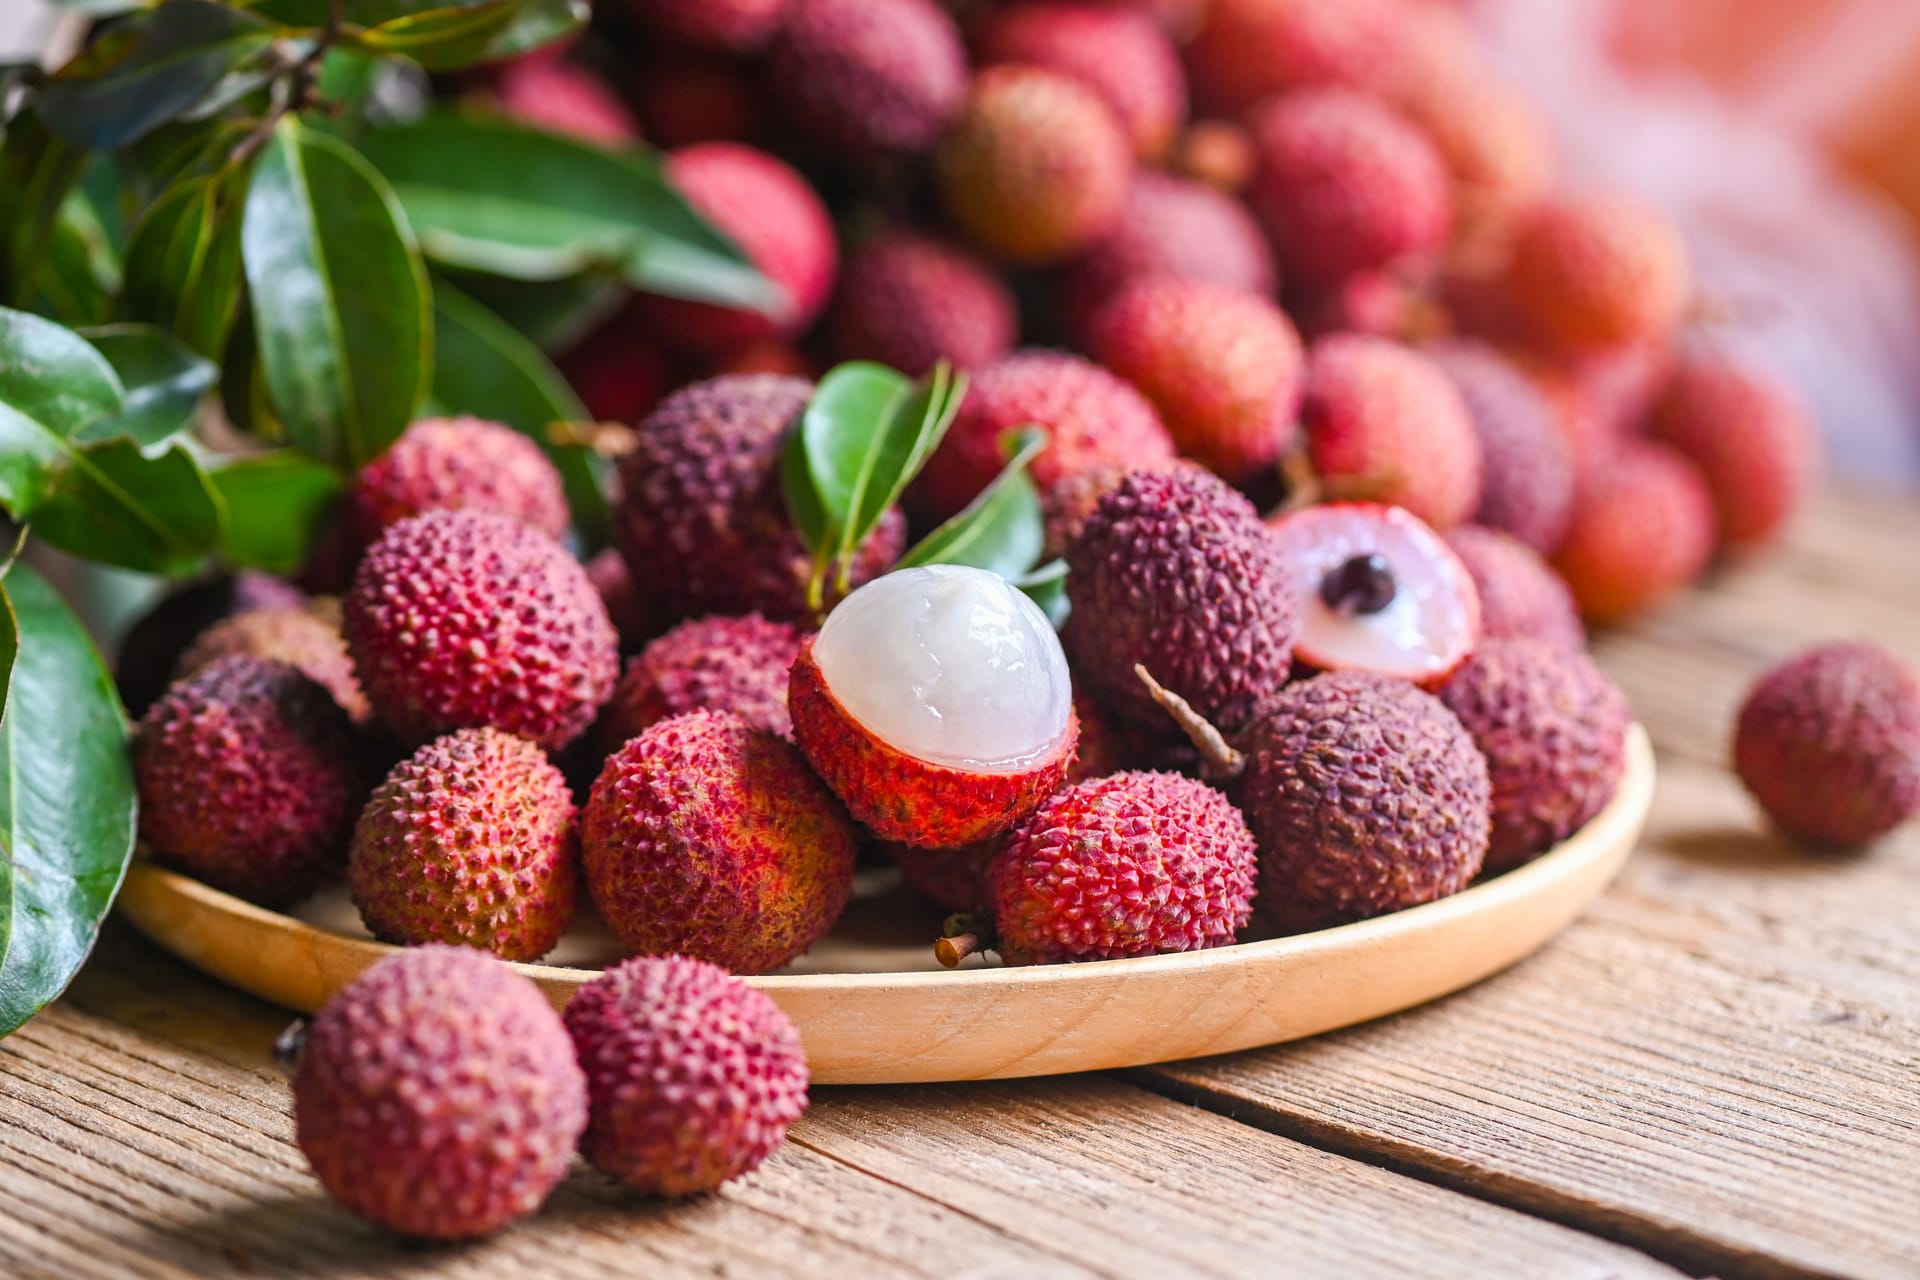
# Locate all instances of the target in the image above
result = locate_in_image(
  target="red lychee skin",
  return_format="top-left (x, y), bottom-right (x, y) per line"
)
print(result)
top-left (1069, 690), bottom-right (1140, 782)
top-left (135, 656), bottom-right (362, 908)
top-left (1039, 457), bottom-right (1205, 561)
top-left (614, 375), bottom-right (907, 621)
top-left (1302, 335), bottom-right (1484, 530)
top-left (974, 3), bottom-right (1187, 161)
top-left (885, 838), bottom-right (998, 911)
top-left (1647, 354), bottom-right (1820, 550)
top-left (602, 613), bottom-right (805, 748)
top-left (788, 638), bottom-right (1080, 849)
top-left (622, 0), bottom-right (789, 51)
top-left (1247, 88), bottom-right (1453, 293)
top-left (176, 604), bottom-right (369, 723)
top-left (489, 57), bottom-right (640, 146)
top-left (828, 229), bottom-right (1018, 377)
top-left (583, 710), bottom-right (857, 973)
top-left (584, 547), bottom-right (664, 651)
top-left (635, 57), bottom-right (762, 148)
top-left (769, 0), bottom-right (967, 158)
top-left (936, 65), bottom-right (1133, 266)
top-left (987, 770), bottom-right (1256, 964)
top-left (1502, 195), bottom-right (1690, 352)
top-left (564, 954), bottom-right (808, 1197)
top-left (558, 305), bottom-right (674, 425)
top-left (116, 570), bottom-right (308, 717)
top-left (1553, 443), bottom-right (1714, 624)
top-left (1734, 643), bottom-right (1920, 847)
top-left (1426, 341), bottom-right (1576, 555)
top-left (1404, 78), bottom-right (1552, 257)
top-left (349, 729), bottom-right (579, 961)
top-left (1061, 172), bottom-right (1277, 340)
top-left (1444, 526), bottom-right (1584, 652)
top-left (293, 947), bottom-right (586, 1240)
top-left (344, 510), bottom-right (620, 750)
top-left (1171, 119), bottom-right (1256, 193)
top-left (346, 416), bottom-right (571, 546)
top-left (1186, 0), bottom-right (1404, 116)
top-left (1299, 269), bottom-right (1427, 343)
top-left (1439, 640), bottom-right (1630, 873)
top-left (911, 350), bottom-right (1175, 524)
top-left (644, 144), bottom-right (838, 356)
top-left (1237, 671), bottom-right (1491, 933)
top-left (1065, 468), bottom-right (1297, 735)
top-left (1085, 277), bottom-right (1303, 481)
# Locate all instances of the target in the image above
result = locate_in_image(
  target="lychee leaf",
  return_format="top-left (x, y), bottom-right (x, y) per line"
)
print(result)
top-left (121, 162), bottom-right (252, 360)
top-left (77, 324), bottom-right (217, 448)
top-left (30, 438), bottom-right (224, 577)
top-left (1017, 559), bottom-right (1069, 631)
top-left (897, 426), bottom-right (1045, 579)
top-left (832, 362), bottom-right (968, 591)
top-left (206, 450), bottom-right (342, 575)
top-left (0, 304), bottom-right (127, 519)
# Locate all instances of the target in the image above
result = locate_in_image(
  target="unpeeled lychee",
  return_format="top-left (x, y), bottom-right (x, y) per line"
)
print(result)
top-left (1038, 456), bottom-right (1203, 561)
top-left (791, 566), bottom-right (1078, 848)
top-left (828, 229), bottom-right (1017, 376)
top-left (1185, 0), bottom-right (1404, 116)
top-left (293, 946), bottom-right (586, 1240)
top-left (602, 613), bottom-right (805, 747)
top-left (584, 547), bottom-right (663, 650)
top-left (768, 0), bottom-right (967, 158)
top-left (557, 303), bottom-right (674, 425)
top-left (564, 955), bottom-right (808, 1196)
top-left (583, 710), bottom-right (857, 972)
top-left (622, 0), bottom-right (789, 51)
top-left (1647, 353), bottom-right (1819, 550)
top-left (1553, 443), bottom-right (1714, 623)
top-left (346, 416), bottom-right (571, 546)
top-left (1501, 195), bottom-right (1690, 351)
top-left (974, 3), bottom-right (1187, 160)
top-left (886, 838), bottom-right (998, 911)
top-left (1426, 341), bottom-right (1575, 554)
top-left (1444, 525), bottom-right (1584, 652)
top-left (116, 571), bottom-right (306, 717)
top-left (634, 56), bottom-right (762, 148)
top-left (1734, 642), bottom-right (1920, 847)
top-left (175, 603), bottom-right (368, 723)
top-left (489, 56), bottom-right (640, 146)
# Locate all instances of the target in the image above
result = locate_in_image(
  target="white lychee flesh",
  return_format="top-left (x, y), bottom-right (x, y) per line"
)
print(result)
top-left (813, 565), bottom-right (1074, 773)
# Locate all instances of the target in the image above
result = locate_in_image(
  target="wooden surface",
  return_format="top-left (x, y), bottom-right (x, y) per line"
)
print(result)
top-left (5, 489), bottom-right (1919, 1279)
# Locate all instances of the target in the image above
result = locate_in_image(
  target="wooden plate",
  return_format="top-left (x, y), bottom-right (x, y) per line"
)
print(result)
top-left (118, 725), bottom-right (1653, 1084)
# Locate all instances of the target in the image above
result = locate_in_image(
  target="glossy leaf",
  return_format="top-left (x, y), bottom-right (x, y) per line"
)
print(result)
top-left (121, 162), bottom-right (251, 358)
top-left (0, 110), bottom-right (89, 310)
top-left (0, 306), bottom-right (125, 518)
top-left (0, 563), bottom-right (138, 1038)
top-left (1018, 558), bottom-right (1069, 631)
top-left (208, 451), bottom-right (343, 574)
top-left (345, 0), bottom-right (590, 70)
top-left (32, 439), bottom-right (224, 576)
top-left (26, 187), bottom-right (122, 328)
top-left (78, 324), bottom-right (216, 447)
top-left (897, 427), bottom-right (1045, 579)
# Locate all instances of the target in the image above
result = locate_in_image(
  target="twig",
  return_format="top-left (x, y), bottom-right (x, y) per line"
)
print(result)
top-left (226, 0), bottom-right (345, 167)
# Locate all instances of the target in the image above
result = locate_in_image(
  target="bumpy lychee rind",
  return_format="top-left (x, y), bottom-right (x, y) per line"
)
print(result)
top-left (345, 510), bottom-right (619, 750)
top-left (1734, 643), bottom-right (1920, 847)
top-left (828, 229), bottom-right (1017, 376)
top-left (1502, 195), bottom-right (1689, 351)
top-left (602, 614), bottom-right (805, 747)
top-left (349, 729), bottom-right (579, 961)
top-left (293, 947), bottom-right (586, 1240)
top-left (1065, 468), bottom-right (1297, 735)
top-left (615, 374), bottom-right (906, 621)
top-left (1238, 671), bottom-right (1491, 932)
top-left (1427, 342), bottom-right (1575, 555)
top-left (175, 604), bottom-right (369, 723)
top-left (768, 0), bottom-right (967, 158)
top-left (975, 2), bottom-right (1187, 160)
top-left (116, 571), bottom-right (306, 717)
top-left (1445, 526), bottom-right (1584, 651)
top-left (988, 771), bottom-right (1257, 964)
top-left (1440, 640), bottom-right (1629, 873)
top-left (1553, 443), bottom-right (1714, 624)
top-left (564, 955), bottom-right (808, 1197)
top-left (135, 656), bottom-right (361, 907)
top-left (346, 416), bottom-right (570, 547)
top-left (1039, 457), bottom-right (1207, 562)
top-left (1186, 0), bottom-right (1404, 116)
top-left (1647, 354), bottom-right (1819, 550)
top-left (789, 639), bottom-right (1079, 848)
top-left (583, 710), bottom-right (857, 973)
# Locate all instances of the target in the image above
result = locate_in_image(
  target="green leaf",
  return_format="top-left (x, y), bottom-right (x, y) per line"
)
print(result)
top-left (208, 450), bottom-right (343, 574)
top-left (344, 0), bottom-right (590, 71)
top-left (447, 268), bottom-right (624, 353)
top-left (47, 0), bottom-right (148, 15)
top-left (78, 324), bottom-right (216, 446)
top-left (31, 439), bottom-right (224, 576)
top-left (0, 305), bottom-right (126, 518)
top-left (898, 426), bottom-right (1046, 579)
top-left (121, 162), bottom-right (251, 358)
top-left (242, 117), bottom-right (430, 467)
top-left (26, 188), bottom-right (123, 328)
top-left (1017, 558), bottom-right (1069, 631)
top-left (0, 563), bottom-right (138, 1038)
top-left (0, 589), bottom-right (15, 727)
top-left (795, 361), bottom-right (911, 545)
top-left (0, 111), bottom-right (90, 310)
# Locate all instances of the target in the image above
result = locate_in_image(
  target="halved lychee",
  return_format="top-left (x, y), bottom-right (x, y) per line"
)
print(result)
top-left (1266, 503), bottom-right (1481, 688)
top-left (789, 565), bottom-right (1079, 849)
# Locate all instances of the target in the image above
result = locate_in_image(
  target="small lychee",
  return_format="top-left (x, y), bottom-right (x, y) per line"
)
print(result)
top-left (1186, 0), bottom-right (1404, 116)
top-left (828, 229), bottom-right (1017, 376)
top-left (1038, 456), bottom-right (1204, 561)
top-left (768, 0), bottom-right (967, 158)
top-left (1170, 118), bottom-right (1256, 192)
top-left (1444, 525), bottom-right (1584, 651)
top-left (1553, 443), bottom-right (1714, 623)
top-left (1647, 353), bottom-right (1819, 550)
top-left (345, 416), bottom-right (571, 547)
top-left (1426, 341), bottom-right (1575, 555)
top-left (1501, 195), bottom-right (1690, 351)
top-left (489, 56), bottom-right (641, 146)
top-left (175, 603), bottom-right (368, 723)
top-left (601, 613), bottom-right (805, 748)
top-left (558, 303), bottom-right (675, 425)
top-left (116, 571), bottom-right (307, 717)
top-left (974, 3), bottom-right (1187, 160)
top-left (584, 547), bottom-right (663, 651)
top-left (634, 56), bottom-right (762, 148)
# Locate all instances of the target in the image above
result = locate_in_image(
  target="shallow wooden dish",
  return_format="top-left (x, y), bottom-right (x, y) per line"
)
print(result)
top-left (119, 725), bottom-right (1653, 1084)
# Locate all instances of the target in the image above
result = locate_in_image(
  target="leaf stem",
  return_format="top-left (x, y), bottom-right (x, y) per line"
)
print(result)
top-left (226, 0), bottom-right (345, 169)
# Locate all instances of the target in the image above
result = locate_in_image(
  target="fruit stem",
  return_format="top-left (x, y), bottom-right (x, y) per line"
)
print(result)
top-left (935, 933), bottom-right (982, 968)
top-left (1134, 664), bottom-right (1246, 780)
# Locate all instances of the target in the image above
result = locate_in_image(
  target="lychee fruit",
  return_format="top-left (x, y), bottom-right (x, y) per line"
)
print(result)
top-left (1553, 442), bottom-right (1715, 623)
top-left (1065, 467), bottom-right (1296, 735)
top-left (1398, 77), bottom-right (1552, 257)
top-left (1302, 335), bottom-right (1483, 530)
top-left (1647, 353), bottom-right (1819, 550)
top-left (1265, 503), bottom-right (1481, 688)
top-left (349, 729), bottom-right (579, 961)
top-left (827, 229), bottom-right (1017, 376)
top-left (790, 565), bottom-right (1078, 848)
top-left (292, 946), bottom-right (586, 1239)
top-left (564, 954), bottom-right (808, 1196)
top-left (602, 613), bottom-right (805, 748)
top-left (704, 339), bottom-right (816, 380)
top-left (584, 547), bottom-right (663, 651)
top-left (135, 656), bottom-right (362, 907)
top-left (1170, 118), bottom-right (1256, 192)
top-left (583, 710), bottom-right (857, 972)
top-left (644, 143), bottom-right (837, 356)
top-left (768, 0), bottom-right (967, 159)
top-left (1444, 525), bottom-right (1584, 652)
top-left (175, 603), bottom-right (369, 723)
top-left (911, 349), bottom-right (1175, 523)
top-left (1069, 690), bottom-right (1140, 781)
top-left (489, 56), bottom-right (640, 146)
top-left (1084, 277), bottom-right (1303, 482)
top-left (1247, 88), bottom-right (1453, 293)
top-left (614, 374), bottom-right (907, 620)
top-left (1501, 195), bottom-right (1690, 351)
top-left (1426, 341), bottom-right (1576, 554)
top-left (344, 509), bottom-right (619, 750)
top-left (1236, 671), bottom-right (1491, 933)
top-left (116, 571), bottom-right (307, 717)
top-left (886, 838), bottom-right (998, 912)
top-left (1439, 640), bottom-right (1630, 873)
top-left (1734, 642), bottom-right (1920, 847)
top-left (1185, 0), bottom-right (1404, 116)
top-left (974, 3), bottom-right (1187, 161)
top-left (936, 65), bottom-right (1132, 266)
top-left (621, 0), bottom-right (789, 51)
top-left (634, 56), bottom-right (763, 148)
top-left (1038, 456), bottom-right (1203, 561)
top-left (345, 416), bottom-right (571, 547)
top-left (557, 304), bottom-right (674, 425)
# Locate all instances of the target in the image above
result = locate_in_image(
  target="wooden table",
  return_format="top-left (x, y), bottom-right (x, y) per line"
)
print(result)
top-left (4, 490), bottom-right (1917, 1280)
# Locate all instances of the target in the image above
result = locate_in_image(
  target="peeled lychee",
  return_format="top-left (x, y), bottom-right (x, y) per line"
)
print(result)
top-left (583, 710), bottom-right (857, 972)
top-left (622, 0), bottom-right (789, 51)
top-left (791, 566), bottom-right (1078, 848)
top-left (1501, 195), bottom-right (1690, 351)
top-left (344, 509), bottom-right (619, 750)
top-left (974, 3), bottom-right (1187, 161)
top-left (175, 603), bottom-right (368, 723)
top-left (1734, 642), bottom-right (1920, 847)
top-left (349, 729), bottom-right (579, 961)
top-left (1444, 525), bottom-right (1584, 652)
top-left (293, 946), bottom-right (586, 1239)
top-left (1066, 467), bottom-right (1296, 735)
top-left (489, 56), bottom-right (640, 146)
top-left (1440, 640), bottom-right (1630, 873)
top-left (1426, 341), bottom-right (1575, 554)
top-left (1236, 671), bottom-right (1491, 933)
top-left (602, 613), bottom-right (805, 747)
top-left (937, 65), bottom-right (1132, 266)
top-left (1647, 353), bottom-right (1819, 550)
top-left (346, 416), bottom-right (571, 547)
top-left (1266, 503), bottom-right (1480, 688)
top-left (135, 656), bottom-right (362, 907)
top-left (564, 955), bottom-right (808, 1196)
top-left (1186, 0), bottom-right (1404, 116)
top-left (768, 0), bottom-right (967, 158)
top-left (1553, 443), bottom-right (1714, 623)
top-left (614, 374), bottom-right (907, 620)
top-left (828, 229), bottom-right (1017, 376)
top-left (1084, 278), bottom-right (1303, 482)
